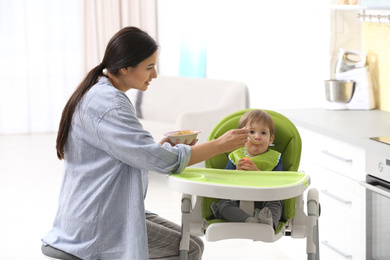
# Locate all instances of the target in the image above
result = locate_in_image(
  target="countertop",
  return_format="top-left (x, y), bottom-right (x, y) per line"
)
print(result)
top-left (276, 108), bottom-right (390, 155)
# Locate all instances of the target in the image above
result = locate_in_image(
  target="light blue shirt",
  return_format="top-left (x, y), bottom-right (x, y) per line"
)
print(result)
top-left (42, 77), bottom-right (191, 259)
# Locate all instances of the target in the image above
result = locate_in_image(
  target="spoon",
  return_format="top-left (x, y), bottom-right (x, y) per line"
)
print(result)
top-left (247, 133), bottom-right (260, 144)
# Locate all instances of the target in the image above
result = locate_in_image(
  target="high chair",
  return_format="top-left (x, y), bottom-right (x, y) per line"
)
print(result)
top-left (168, 109), bottom-right (320, 260)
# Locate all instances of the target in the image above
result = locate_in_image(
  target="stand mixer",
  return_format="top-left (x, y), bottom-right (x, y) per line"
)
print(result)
top-left (325, 49), bottom-right (376, 110)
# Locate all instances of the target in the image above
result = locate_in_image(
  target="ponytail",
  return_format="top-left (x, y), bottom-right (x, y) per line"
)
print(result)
top-left (56, 65), bottom-right (104, 159)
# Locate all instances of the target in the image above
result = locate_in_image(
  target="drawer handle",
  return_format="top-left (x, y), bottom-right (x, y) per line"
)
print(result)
top-left (321, 150), bottom-right (353, 163)
top-left (321, 189), bottom-right (352, 205)
top-left (322, 240), bottom-right (352, 258)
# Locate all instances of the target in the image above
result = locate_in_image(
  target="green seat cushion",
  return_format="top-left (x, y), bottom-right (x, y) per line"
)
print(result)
top-left (202, 109), bottom-right (302, 234)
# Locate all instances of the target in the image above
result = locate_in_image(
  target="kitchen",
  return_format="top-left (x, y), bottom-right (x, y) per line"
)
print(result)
top-left (157, 0), bottom-right (390, 259)
top-left (278, 3), bottom-right (390, 260)
top-left (281, 2), bottom-right (390, 259)
top-left (277, 4), bottom-right (390, 260)
top-left (1, 0), bottom-right (390, 259)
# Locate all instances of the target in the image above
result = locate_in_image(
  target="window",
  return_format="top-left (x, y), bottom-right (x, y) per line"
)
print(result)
top-left (0, 0), bottom-right (82, 134)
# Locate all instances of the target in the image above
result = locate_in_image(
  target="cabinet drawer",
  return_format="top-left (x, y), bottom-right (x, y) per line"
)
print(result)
top-left (320, 188), bottom-right (365, 260)
top-left (299, 128), bottom-right (366, 181)
top-left (307, 162), bottom-right (365, 218)
top-left (302, 161), bottom-right (366, 259)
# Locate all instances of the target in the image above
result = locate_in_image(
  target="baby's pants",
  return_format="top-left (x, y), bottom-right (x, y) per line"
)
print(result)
top-left (212, 200), bottom-right (283, 229)
top-left (146, 213), bottom-right (204, 260)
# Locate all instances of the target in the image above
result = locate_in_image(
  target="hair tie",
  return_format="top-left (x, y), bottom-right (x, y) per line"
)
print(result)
top-left (99, 63), bottom-right (106, 70)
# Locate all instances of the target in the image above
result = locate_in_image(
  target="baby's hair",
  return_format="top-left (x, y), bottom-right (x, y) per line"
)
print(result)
top-left (238, 110), bottom-right (276, 136)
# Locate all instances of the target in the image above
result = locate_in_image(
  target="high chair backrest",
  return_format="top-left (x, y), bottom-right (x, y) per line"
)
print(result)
top-left (205, 109), bottom-right (301, 171)
top-left (203, 109), bottom-right (302, 233)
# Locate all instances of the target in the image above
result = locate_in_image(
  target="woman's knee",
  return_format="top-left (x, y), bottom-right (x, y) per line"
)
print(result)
top-left (189, 236), bottom-right (204, 260)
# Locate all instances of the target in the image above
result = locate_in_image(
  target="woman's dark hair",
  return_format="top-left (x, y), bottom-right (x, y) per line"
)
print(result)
top-left (56, 26), bottom-right (158, 159)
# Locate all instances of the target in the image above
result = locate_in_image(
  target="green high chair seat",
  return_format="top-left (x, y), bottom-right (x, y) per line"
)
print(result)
top-left (168, 109), bottom-right (320, 260)
top-left (203, 109), bottom-right (301, 233)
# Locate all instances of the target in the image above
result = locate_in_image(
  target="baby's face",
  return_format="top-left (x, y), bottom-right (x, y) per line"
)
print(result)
top-left (245, 121), bottom-right (274, 157)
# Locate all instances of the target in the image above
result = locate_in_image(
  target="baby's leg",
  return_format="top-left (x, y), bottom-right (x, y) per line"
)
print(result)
top-left (255, 200), bottom-right (283, 229)
top-left (211, 200), bottom-right (255, 222)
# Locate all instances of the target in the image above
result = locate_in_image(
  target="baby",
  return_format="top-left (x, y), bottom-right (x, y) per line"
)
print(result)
top-left (211, 109), bottom-right (283, 229)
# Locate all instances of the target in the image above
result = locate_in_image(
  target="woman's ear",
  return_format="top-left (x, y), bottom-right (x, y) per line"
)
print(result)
top-left (119, 67), bottom-right (128, 75)
top-left (120, 67), bottom-right (133, 75)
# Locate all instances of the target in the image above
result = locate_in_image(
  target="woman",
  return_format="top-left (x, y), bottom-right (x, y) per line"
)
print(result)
top-left (41, 26), bottom-right (249, 260)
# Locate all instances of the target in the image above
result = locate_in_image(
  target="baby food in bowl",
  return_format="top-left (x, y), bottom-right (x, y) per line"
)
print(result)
top-left (164, 130), bottom-right (201, 144)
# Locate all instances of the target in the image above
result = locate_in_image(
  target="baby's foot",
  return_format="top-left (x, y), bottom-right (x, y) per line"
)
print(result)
top-left (258, 207), bottom-right (273, 226)
top-left (245, 217), bottom-right (260, 223)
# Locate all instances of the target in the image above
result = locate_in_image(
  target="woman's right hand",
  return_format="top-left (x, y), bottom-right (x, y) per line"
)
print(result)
top-left (214, 128), bottom-right (249, 154)
top-left (187, 128), bottom-right (248, 166)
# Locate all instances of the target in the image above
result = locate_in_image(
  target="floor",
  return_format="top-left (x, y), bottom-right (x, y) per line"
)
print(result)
top-left (0, 134), bottom-right (308, 260)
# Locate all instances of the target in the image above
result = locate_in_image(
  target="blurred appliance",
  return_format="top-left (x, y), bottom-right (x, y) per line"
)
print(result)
top-left (361, 138), bottom-right (390, 259)
top-left (325, 49), bottom-right (376, 110)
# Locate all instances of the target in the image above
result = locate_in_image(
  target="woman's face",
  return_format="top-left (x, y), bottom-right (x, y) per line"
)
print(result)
top-left (120, 51), bottom-right (158, 92)
top-left (245, 120), bottom-right (274, 157)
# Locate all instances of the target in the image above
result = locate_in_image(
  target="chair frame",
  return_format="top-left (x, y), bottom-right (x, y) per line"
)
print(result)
top-left (170, 109), bottom-right (320, 260)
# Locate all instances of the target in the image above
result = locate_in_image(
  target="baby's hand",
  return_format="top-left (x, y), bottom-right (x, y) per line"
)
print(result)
top-left (237, 157), bottom-right (260, 171)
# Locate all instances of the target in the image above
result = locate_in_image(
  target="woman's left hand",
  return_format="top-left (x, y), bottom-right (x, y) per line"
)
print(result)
top-left (159, 137), bottom-right (198, 146)
top-left (185, 138), bottom-right (198, 146)
top-left (159, 137), bottom-right (173, 146)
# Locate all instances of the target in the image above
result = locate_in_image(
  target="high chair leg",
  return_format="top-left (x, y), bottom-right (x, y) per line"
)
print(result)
top-left (180, 194), bottom-right (192, 260)
top-left (306, 188), bottom-right (320, 260)
top-left (307, 219), bottom-right (319, 260)
top-left (179, 194), bottom-right (206, 260)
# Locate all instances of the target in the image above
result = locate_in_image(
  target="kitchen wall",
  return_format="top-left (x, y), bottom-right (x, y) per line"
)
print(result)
top-left (329, 10), bottom-right (361, 78)
top-left (157, 0), bottom-right (329, 110)
top-left (362, 21), bottom-right (390, 111)
top-left (158, 2), bottom-right (389, 112)
top-left (330, 8), bottom-right (390, 112)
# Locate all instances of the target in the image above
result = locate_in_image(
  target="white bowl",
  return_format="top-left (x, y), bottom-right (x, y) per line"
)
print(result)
top-left (164, 130), bottom-right (201, 144)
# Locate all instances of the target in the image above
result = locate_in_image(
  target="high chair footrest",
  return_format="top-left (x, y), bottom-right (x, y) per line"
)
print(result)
top-left (205, 223), bottom-right (283, 242)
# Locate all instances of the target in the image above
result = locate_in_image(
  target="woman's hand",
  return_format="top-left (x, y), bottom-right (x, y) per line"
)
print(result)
top-left (187, 138), bottom-right (198, 146)
top-left (159, 137), bottom-right (198, 146)
top-left (188, 128), bottom-right (249, 166)
top-left (159, 137), bottom-right (173, 146)
top-left (214, 128), bottom-right (249, 154)
top-left (237, 157), bottom-right (260, 171)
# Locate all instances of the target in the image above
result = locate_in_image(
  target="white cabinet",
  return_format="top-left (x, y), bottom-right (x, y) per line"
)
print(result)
top-left (298, 127), bottom-right (366, 260)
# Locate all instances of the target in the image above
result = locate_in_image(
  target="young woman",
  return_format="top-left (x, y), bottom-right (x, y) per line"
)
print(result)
top-left (41, 26), bottom-right (249, 260)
